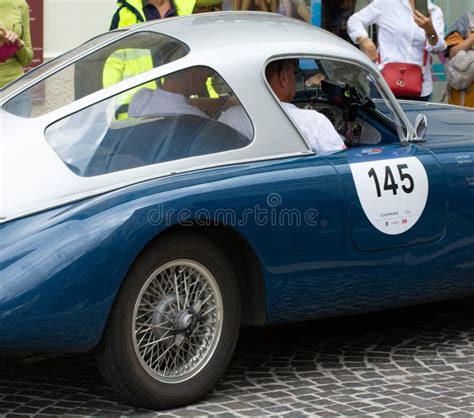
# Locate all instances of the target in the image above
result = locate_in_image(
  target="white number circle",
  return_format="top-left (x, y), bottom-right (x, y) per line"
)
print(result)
top-left (350, 157), bottom-right (429, 235)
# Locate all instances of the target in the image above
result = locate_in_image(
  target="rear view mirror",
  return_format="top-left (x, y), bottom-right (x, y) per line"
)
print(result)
top-left (412, 113), bottom-right (427, 142)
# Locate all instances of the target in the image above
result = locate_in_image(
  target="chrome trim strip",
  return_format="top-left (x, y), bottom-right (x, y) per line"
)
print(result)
top-left (0, 150), bottom-right (314, 224)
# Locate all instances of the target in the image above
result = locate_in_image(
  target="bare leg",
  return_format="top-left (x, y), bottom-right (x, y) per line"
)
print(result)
top-left (280, 0), bottom-right (291, 16)
top-left (256, 0), bottom-right (269, 12)
top-left (270, 0), bottom-right (279, 12)
top-left (296, 2), bottom-right (310, 22)
top-left (241, 0), bottom-right (254, 9)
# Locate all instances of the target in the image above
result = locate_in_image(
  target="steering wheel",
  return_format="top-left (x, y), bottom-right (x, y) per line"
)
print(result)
top-left (320, 80), bottom-right (373, 147)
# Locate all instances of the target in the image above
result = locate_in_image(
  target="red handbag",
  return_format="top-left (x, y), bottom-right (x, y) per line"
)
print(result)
top-left (381, 50), bottom-right (428, 98)
top-left (0, 29), bottom-right (21, 63)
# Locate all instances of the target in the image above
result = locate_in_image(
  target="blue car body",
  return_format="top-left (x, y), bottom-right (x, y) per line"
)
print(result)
top-left (0, 13), bottom-right (473, 365)
top-left (1, 101), bottom-right (473, 352)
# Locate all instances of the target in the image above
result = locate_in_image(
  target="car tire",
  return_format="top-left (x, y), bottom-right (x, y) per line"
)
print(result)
top-left (96, 232), bottom-right (240, 410)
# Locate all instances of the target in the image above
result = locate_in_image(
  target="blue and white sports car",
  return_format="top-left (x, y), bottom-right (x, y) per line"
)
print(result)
top-left (1, 12), bottom-right (473, 409)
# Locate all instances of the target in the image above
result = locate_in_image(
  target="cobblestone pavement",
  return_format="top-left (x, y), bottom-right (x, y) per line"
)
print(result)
top-left (1, 297), bottom-right (473, 417)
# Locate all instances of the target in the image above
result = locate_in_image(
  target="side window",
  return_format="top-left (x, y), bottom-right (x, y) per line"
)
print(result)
top-left (45, 66), bottom-right (253, 177)
top-left (292, 58), bottom-right (407, 146)
top-left (4, 31), bottom-right (189, 118)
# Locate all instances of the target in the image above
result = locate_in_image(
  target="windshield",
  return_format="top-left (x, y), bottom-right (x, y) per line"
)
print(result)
top-left (295, 57), bottom-right (406, 138)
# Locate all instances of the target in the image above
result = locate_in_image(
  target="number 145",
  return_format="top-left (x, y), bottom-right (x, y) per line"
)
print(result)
top-left (368, 164), bottom-right (415, 198)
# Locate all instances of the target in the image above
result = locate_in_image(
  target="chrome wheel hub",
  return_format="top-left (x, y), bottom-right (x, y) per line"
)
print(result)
top-left (174, 307), bottom-right (201, 335)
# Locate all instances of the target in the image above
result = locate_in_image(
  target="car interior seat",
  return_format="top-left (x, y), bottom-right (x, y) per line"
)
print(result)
top-left (83, 115), bottom-right (250, 176)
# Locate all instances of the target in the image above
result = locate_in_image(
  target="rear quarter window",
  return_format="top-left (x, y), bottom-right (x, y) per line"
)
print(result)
top-left (4, 31), bottom-right (189, 118)
top-left (45, 66), bottom-right (254, 177)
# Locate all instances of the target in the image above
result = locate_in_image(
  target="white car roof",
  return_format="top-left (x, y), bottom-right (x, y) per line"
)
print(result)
top-left (145, 12), bottom-right (368, 61)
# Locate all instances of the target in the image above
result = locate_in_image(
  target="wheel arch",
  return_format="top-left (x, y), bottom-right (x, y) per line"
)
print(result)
top-left (135, 223), bottom-right (267, 327)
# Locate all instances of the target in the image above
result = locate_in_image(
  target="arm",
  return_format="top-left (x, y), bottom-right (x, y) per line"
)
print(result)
top-left (317, 115), bottom-right (346, 153)
top-left (444, 14), bottom-right (471, 58)
top-left (102, 51), bottom-right (127, 88)
top-left (347, 1), bottom-right (382, 62)
top-left (414, 8), bottom-right (446, 52)
top-left (347, 1), bottom-right (381, 43)
top-left (357, 37), bottom-right (378, 62)
top-left (449, 34), bottom-right (474, 58)
top-left (14, 1), bottom-right (33, 66)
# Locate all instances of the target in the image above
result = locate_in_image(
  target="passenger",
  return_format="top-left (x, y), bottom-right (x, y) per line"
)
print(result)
top-left (129, 67), bottom-right (210, 118)
top-left (266, 59), bottom-right (346, 154)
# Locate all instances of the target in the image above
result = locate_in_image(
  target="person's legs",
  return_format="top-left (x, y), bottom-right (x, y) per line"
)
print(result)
top-left (256, 0), bottom-right (269, 12)
top-left (293, 0), bottom-right (310, 22)
top-left (241, 0), bottom-right (254, 9)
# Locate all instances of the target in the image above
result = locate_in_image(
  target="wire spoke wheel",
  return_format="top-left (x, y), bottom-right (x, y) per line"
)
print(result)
top-left (97, 234), bottom-right (240, 409)
top-left (132, 259), bottom-right (223, 384)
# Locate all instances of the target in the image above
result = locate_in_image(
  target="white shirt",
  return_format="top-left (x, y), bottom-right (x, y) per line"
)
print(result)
top-left (128, 88), bottom-right (208, 118)
top-left (348, 0), bottom-right (446, 97)
top-left (217, 105), bottom-right (254, 139)
top-left (282, 102), bottom-right (346, 154)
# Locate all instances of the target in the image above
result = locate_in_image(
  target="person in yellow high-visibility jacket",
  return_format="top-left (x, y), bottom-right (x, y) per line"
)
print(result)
top-left (104, 0), bottom-right (197, 118)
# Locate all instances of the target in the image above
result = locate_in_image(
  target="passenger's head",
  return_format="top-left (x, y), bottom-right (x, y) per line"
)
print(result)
top-left (163, 66), bottom-right (213, 97)
top-left (265, 59), bottom-right (298, 103)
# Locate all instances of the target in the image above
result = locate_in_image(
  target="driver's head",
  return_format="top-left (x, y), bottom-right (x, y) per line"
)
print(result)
top-left (265, 59), bottom-right (298, 103)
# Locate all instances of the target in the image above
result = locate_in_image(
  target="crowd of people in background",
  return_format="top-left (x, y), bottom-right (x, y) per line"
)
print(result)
top-left (0, 0), bottom-right (473, 108)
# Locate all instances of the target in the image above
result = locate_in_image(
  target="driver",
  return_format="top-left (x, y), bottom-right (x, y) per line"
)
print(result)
top-left (266, 59), bottom-right (346, 153)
